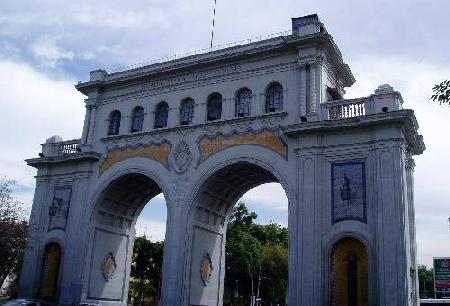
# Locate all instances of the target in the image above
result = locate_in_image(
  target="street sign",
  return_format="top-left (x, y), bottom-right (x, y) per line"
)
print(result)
top-left (434, 257), bottom-right (450, 295)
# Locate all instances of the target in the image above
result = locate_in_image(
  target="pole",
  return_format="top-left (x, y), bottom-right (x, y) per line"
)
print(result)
top-left (256, 265), bottom-right (261, 306)
top-left (251, 275), bottom-right (254, 306)
top-left (210, 0), bottom-right (218, 49)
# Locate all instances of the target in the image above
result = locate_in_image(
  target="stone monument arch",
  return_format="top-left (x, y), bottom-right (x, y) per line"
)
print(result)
top-left (20, 14), bottom-right (424, 306)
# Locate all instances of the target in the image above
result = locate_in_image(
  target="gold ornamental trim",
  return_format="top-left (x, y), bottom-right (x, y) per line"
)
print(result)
top-left (100, 143), bottom-right (170, 173)
top-left (198, 129), bottom-right (287, 164)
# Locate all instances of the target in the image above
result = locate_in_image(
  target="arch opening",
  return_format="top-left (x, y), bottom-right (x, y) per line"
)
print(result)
top-left (330, 237), bottom-right (368, 306)
top-left (88, 173), bottom-right (166, 305)
top-left (188, 162), bottom-right (289, 306)
top-left (39, 242), bottom-right (62, 302)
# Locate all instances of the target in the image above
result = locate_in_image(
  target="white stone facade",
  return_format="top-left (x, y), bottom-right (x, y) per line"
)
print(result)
top-left (19, 14), bottom-right (425, 306)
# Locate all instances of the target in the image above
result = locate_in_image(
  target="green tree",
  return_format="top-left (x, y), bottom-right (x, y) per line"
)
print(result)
top-left (229, 202), bottom-right (258, 228)
top-left (128, 236), bottom-right (164, 306)
top-left (418, 265), bottom-right (434, 299)
top-left (431, 80), bottom-right (450, 104)
top-left (225, 203), bottom-right (262, 305)
top-left (224, 202), bottom-right (289, 305)
top-left (0, 178), bottom-right (28, 293)
top-left (260, 243), bottom-right (288, 304)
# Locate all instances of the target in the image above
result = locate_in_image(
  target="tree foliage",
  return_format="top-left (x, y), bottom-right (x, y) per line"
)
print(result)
top-left (224, 202), bottom-right (288, 305)
top-left (418, 265), bottom-right (434, 299)
top-left (127, 203), bottom-right (289, 306)
top-left (128, 236), bottom-right (164, 306)
top-left (431, 80), bottom-right (450, 105)
top-left (0, 178), bottom-right (28, 290)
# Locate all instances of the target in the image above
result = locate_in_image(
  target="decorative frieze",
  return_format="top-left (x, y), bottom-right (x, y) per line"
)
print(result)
top-left (100, 141), bottom-right (171, 172)
top-left (141, 64), bottom-right (243, 91)
top-left (198, 128), bottom-right (287, 164)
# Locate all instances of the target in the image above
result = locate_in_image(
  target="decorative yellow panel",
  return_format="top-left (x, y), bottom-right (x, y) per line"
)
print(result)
top-left (198, 129), bottom-right (287, 163)
top-left (100, 143), bottom-right (170, 173)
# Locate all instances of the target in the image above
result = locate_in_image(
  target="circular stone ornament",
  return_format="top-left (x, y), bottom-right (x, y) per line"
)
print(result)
top-left (102, 253), bottom-right (117, 281)
top-left (200, 253), bottom-right (213, 286)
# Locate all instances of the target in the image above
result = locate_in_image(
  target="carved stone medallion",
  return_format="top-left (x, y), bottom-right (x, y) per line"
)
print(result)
top-left (200, 253), bottom-right (213, 286)
top-left (170, 141), bottom-right (193, 173)
top-left (102, 253), bottom-right (117, 281)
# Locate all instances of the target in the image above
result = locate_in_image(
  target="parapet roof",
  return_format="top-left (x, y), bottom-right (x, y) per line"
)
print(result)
top-left (76, 14), bottom-right (355, 95)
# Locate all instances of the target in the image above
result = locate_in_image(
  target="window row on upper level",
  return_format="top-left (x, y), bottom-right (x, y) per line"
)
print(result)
top-left (107, 82), bottom-right (284, 136)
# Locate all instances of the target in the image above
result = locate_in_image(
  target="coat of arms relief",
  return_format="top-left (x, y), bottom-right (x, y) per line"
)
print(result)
top-left (170, 141), bottom-right (193, 174)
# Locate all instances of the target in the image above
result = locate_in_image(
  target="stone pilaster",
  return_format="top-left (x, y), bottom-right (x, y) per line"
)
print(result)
top-left (87, 102), bottom-right (98, 145)
top-left (309, 63), bottom-right (317, 115)
top-left (405, 152), bottom-right (419, 306)
top-left (295, 147), bottom-right (322, 305)
top-left (298, 63), bottom-right (307, 117)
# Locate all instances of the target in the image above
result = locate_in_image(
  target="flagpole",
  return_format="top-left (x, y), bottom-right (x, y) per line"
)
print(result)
top-left (210, 0), bottom-right (218, 49)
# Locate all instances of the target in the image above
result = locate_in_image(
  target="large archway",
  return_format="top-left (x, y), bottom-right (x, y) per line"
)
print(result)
top-left (86, 173), bottom-right (165, 305)
top-left (186, 162), bottom-right (290, 306)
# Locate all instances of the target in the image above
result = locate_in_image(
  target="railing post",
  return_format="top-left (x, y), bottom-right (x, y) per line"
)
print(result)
top-left (364, 98), bottom-right (375, 115)
top-left (321, 105), bottom-right (329, 120)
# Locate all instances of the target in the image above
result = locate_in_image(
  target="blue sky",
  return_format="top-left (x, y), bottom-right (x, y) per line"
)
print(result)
top-left (1, 0), bottom-right (450, 266)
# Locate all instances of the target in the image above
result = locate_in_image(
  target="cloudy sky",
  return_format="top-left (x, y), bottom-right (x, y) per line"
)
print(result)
top-left (1, 0), bottom-right (449, 267)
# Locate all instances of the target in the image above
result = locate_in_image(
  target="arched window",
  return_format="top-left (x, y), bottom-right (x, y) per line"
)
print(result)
top-left (154, 102), bottom-right (169, 129)
top-left (235, 88), bottom-right (252, 117)
top-left (130, 106), bottom-right (144, 133)
top-left (207, 93), bottom-right (222, 121)
top-left (108, 110), bottom-right (121, 135)
top-left (265, 82), bottom-right (283, 113)
top-left (180, 98), bottom-right (195, 125)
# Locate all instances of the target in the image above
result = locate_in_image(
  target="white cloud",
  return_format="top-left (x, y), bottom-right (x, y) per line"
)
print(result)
top-left (30, 36), bottom-right (75, 68)
top-left (240, 183), bottom-right (288, 211)
top-left (0, 59), bottom-right (84, 204)
top-left (135, 216), bottom-right (166, 242)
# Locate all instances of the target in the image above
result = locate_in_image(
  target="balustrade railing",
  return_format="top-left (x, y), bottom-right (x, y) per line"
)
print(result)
top-left (57, 139), bottom-right (81, 155)
top-left (322, 98), bottom-right (372, 120)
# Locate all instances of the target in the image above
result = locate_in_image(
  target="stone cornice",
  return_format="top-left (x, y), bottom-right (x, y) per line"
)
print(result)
top-left (282, 109), bottom-right (425, 155)
top-left (75, 32), bottom-right (352, 95)
top-left (26, 152), bottom-right (101, 169)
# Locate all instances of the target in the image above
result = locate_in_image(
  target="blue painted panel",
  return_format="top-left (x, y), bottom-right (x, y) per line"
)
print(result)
top-left (331, 161), bottom-right (366, 224)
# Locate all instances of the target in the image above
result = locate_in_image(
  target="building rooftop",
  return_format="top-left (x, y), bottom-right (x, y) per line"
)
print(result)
top-left (75, 14), bottom-right (355, 95)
